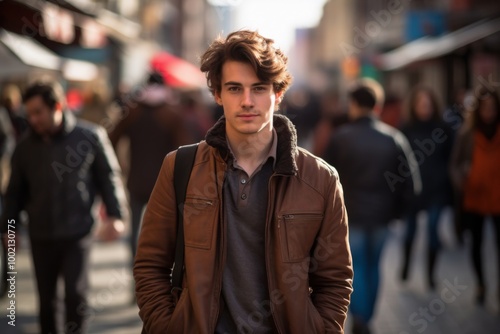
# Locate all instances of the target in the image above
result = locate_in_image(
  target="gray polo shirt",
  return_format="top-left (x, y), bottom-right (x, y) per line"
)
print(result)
top-left (215, 130), bottom-right (278, 334)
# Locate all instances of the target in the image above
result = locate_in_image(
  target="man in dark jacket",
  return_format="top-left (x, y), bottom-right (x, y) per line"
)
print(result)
top-left (324, 78), bottom-right (421, 334)
top-left (1, 81), bottom-right (128, 334)
top-left (134, 30), bottom-right (353, 333)
top-left (109, 71), bottom-right (192, 267)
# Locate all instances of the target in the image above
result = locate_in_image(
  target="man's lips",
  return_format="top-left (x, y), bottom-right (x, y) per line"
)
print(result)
top-left (237, 114), bottom-right (258, 119)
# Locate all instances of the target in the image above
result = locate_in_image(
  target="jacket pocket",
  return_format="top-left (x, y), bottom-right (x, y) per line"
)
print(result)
top-left (278, 213), bottom-right (323, 262)
top-left (183, 197), bottom-right (217, 250)
top-left (307, 296), bottom-right (326, 333)
top-left (166, 287), bottom-right (189, 334)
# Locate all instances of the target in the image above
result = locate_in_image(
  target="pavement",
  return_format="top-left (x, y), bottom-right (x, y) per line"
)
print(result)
top-left (1, 207), bottom-right (500, 334)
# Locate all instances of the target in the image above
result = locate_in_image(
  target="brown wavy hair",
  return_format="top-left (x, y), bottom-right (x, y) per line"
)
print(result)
top-left (200, 30), bottom-right (293, 98)
top-left (470, 87), bottom-right (500, 133)
top-left (405, 86), bottom-right (442, 124)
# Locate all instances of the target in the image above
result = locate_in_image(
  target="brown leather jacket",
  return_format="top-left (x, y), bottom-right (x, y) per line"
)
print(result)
top-left (134, 115), bottom-right (353, 334)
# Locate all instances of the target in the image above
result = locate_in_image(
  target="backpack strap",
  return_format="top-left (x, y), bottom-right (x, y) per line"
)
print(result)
top-left (171, 143), bottom-right (199, 292)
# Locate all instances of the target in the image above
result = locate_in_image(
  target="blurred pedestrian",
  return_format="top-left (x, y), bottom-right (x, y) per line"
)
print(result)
top-left (324, 78), bottom-right (420, 334)
top-left (134, 30), bottom-right (353, 333)
top-left (0, 80), bottom-right (128, 334)
top-left (109, 71), bottom-right (193, 270)
top-left (450, 88), bottom-right (500, 306)
top-left (0, 84), bottom-right (29, 190)
top-left (311, 88), bottom-right (349, 158)
top-left (179, 92), bottom-right (216, 142)
top-left (399, 86), bottom-right (454, 290)
top-left (282, 86), bottom-right (322, 149)
top-left (77, 81), bottom-right (111, 125)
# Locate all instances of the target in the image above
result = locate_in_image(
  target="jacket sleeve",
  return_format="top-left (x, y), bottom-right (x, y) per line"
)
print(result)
top-left (134, 151), bottom-right (178, 333)
top-left (309, 170), bottom-right (353, 333)
top-left (1, 146), bottom-right (27, 233)
top-left (90, 127), bottom-right (128, 219)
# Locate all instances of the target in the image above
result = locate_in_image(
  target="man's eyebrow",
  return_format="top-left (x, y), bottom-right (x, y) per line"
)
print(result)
top-left (223, 81), bottom-right (269, 86)
top-left (223, 81), bottom-right (242, 86)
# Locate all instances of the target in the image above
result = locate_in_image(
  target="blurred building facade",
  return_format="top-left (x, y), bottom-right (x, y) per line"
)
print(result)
top-left (0, 0), bottom-right (222, 95)
top-left (310, 0), bottom-right (500, 109)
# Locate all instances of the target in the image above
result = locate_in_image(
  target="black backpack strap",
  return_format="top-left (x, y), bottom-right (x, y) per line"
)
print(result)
top-left (171, 143), bottom-right (199, 292)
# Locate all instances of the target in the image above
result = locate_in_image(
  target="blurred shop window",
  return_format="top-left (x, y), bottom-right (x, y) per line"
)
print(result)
top-left (42, 3), bottom-right (75, 44)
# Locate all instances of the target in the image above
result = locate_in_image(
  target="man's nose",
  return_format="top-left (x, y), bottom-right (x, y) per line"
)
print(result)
top-left (241, 89), bottom-right (254, 108)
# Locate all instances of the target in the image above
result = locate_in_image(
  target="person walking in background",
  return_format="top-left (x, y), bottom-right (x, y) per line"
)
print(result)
top-left (109, 71), bottom-right (193, 270)
top-left (0, 84), bottom-right (29, 190)
top-left (399, 87), bottom-right (454, 290)
top-left (0, 81), bottom-right (128, 334)
top-left (450, 88), bottom-right (500, 306)
top-left (0, 84), bottom-right (28, 142)
top-left (324, 78), bottom-right (420, 334)
top-left (134, 30), bottom-right (353, 333)
top-left (311, 88), bottom-right (349, 158)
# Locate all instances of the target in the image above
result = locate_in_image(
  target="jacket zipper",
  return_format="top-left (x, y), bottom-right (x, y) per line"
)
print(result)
top-left (210, 162), bottom-right (226, 333)
top-left (266, 173), bottom-right (285, 334)
top-left (282, 213), bottom-right (324, 220)
top-left (185, 198), bottom-right (214, 206)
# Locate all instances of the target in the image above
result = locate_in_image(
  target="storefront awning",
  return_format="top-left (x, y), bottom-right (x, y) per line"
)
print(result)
top-left (0, 30), bottom-right (99, 81)
top-left (378, 18), bottom-right (500, 71)
top-left (150, 52), bottom-right (206, 89)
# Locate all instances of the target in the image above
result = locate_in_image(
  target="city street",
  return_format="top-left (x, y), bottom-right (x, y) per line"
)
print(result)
top-left (1, 209), bottom-right (500, 334)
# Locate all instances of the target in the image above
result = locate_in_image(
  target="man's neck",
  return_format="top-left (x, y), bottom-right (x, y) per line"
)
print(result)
top-left (40, 114), bottom-right (64, 141)
top-left (227, 128), bottom-right (273, 176)
top-left (349, 108), bottom-right (373, 121)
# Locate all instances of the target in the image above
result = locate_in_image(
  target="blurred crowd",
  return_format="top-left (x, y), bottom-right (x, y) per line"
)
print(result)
top-left (0, 69), bottom-right (499, 333)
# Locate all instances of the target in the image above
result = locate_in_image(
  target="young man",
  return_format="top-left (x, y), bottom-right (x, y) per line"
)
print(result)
top-left (1, 81), bottom-right (128, 334)
top-left (134, 30), bottom-right (353, 334)
top-left (324, 79), bottom-right (420, 334)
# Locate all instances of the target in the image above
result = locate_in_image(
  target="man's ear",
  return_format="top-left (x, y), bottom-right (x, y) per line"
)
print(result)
top-left (275, 90), bottom-right (284, 104)
top-left (214, 91), bottom-right (223, 106)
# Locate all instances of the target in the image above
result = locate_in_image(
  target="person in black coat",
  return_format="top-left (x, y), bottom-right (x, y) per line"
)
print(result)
top-left (324, 78), bottom-right (420, 334)
top-left (399, 86), bottom-right (454, 290)
top-left (1, 81), bottom-right (128, 334)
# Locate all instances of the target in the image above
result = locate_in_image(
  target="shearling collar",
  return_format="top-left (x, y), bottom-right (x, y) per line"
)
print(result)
top-left (205, 114), bottom-right (298, 175)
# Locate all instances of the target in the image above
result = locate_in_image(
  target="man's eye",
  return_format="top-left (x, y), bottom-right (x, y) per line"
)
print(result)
top-left (228, 86), bottom-right (240, 92)
top-left (254, 86), bottom-right (267, 92)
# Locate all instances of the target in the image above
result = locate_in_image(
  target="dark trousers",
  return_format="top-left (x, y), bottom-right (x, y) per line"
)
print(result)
top-left (30, 235), bottom-right (91, 334)
top-left (462, 212), bottom-right (500, 289)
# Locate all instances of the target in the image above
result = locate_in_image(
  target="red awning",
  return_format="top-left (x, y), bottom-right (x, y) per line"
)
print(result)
top-left (150, 52), bottom-right (206, 89)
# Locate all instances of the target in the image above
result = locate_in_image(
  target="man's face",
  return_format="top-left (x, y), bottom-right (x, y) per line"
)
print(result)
top-left (25, 95), bottom-right (59, 136)
top-left (215, 60), bottom-right (282, 140)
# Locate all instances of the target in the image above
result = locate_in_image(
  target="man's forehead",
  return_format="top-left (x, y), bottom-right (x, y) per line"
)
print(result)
top-left (25, 95), bottom-right (50, 110)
